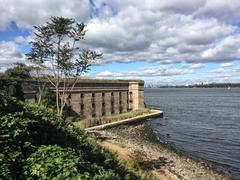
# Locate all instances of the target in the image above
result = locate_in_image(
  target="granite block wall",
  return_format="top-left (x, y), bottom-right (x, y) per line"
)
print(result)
top-left (22, 80), bottom-right (144, 119)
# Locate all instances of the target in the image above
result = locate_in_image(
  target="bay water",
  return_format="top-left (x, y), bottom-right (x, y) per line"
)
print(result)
top-left (145, 88), bottom-right (240, 177)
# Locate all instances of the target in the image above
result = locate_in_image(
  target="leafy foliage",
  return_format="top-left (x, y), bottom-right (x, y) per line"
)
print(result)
top-left (23, 145), bottom-right (81, 179)
top-left (0, 63), bottom-right (32, 100)
top-left (26, 17), bottom-right (101, 76)
top-left (5, 63), bottom-right (32, 80)
top-left (40, 88), bottom-right (56, 108)
top-left (0, 93), bottom-right (24, 116)
top-left (0, 77), bottom-right (25, 101)
top-left (24, 145), bottom-right (119, 179)
top-left (0, 112), bottom-right (34, 178)
top-left (0, 92), bottom-right (138, 179)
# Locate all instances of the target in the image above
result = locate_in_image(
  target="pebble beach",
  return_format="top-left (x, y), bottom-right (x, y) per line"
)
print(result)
top-left (98, 122), bottom-right (232, 180)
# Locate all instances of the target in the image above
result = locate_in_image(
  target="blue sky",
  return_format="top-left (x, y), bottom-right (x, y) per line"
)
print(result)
top-left (0, 0), bottom-right (240, 85)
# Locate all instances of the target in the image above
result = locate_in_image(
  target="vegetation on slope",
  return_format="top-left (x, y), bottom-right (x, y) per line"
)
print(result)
top-left (0, 93), bottom-right (141, 179)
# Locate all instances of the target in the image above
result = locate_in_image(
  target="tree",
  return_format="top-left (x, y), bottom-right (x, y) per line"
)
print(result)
top-left (29, 65), bottom-right (47, 105)
top-left (0, 63), bottom-right (31, 101)
top-left (41, 88), bottom-right (56, 108)
top-left (5, 63), bottom-right (31, 80)
top-left (26, 17), bottom-right (102, 116)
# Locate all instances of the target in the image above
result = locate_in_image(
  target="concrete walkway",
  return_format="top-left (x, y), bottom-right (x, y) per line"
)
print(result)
top-left (85, 109), bottom-right (163, 131)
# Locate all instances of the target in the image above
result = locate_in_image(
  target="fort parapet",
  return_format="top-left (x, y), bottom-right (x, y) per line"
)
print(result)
top-left (21, 79), bottom-right (144, 119)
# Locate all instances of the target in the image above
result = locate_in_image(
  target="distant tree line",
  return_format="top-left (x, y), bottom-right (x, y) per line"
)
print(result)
top-left (187, 83), bottom-right (240, 88)
top-left (145, 83), bottom-right (240, 88)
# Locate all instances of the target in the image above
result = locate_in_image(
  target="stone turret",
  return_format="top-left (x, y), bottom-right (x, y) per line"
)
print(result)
top-left (128, 81), bottom-right (145, 110)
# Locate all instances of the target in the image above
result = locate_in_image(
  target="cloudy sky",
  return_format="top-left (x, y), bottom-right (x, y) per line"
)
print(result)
top-left (0, 0), bottom-right (240, 85)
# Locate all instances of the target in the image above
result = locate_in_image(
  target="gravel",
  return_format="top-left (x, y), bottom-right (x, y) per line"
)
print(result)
top-left (99, 122), bottom-right (231, 180)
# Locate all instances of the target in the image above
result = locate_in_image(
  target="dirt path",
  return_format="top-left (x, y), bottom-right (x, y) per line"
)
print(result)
top-left (101, 141), bottom-right (130, 161)
top-left (100, 140), bottom-right (175, 180)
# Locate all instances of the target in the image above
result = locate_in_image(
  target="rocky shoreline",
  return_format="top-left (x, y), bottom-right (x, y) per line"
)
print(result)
top-left (97, 122), bottom-right (232, 180)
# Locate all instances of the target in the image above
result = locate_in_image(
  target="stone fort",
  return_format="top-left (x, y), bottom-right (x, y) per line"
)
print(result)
top-left (22, 80), bottom-right (144, 119)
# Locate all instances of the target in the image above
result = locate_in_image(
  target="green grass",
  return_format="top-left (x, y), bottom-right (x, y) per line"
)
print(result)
top-left (74, 108), bottom-right (151, 128)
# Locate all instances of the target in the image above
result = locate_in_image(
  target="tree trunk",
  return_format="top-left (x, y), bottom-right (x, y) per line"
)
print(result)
top-left (56, 84), bottom-right (60, 115)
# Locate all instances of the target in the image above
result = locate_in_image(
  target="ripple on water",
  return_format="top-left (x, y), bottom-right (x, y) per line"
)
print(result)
top-left (145, 88), bottom-right (240, 178)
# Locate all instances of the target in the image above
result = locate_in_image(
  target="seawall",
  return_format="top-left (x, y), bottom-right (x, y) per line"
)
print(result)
top-left (85, 109), bottom-right (163, 131)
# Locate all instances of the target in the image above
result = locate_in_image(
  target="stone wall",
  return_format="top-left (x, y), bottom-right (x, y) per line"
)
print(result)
top-left (128, 81), bottom-right (145, 110)
top-left (22, 79), bottom-right (145, 119)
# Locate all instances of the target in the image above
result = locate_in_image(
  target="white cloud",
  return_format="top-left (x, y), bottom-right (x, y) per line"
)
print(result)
top-left (92, 63), bottom-right (240, 84)
top-left (94, 65), bottom-right (194, 80)
top-left (195, 0), bottom-right (240, 23)
top-left (0, 0), bottom-right (91, 30)
top-left (1, 0), bottom-right (239, 65)
top-left (184, 63), bottom-right (205, 69)
top-left (0, 0), bottom-right (240, 85)
top-left (144, 0), bottom-right (206, 14)
top-left (83, 2), bottom-right (237, 65)
top-left (220, 62), bottom-right (233, 67)
top-left (0, 41), bottom-right (24, 65)
top-left (201, 34), bottom-right (240, 62)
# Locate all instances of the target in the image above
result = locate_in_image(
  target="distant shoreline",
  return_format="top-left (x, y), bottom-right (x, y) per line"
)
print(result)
top-left (145, 83), bottom-right (240, 88)
top-left (147, 86), bottom-right (240, 88)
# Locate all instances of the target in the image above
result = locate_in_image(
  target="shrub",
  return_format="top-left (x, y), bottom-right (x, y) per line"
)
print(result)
top-left (40, 88), bottom-right (56, 108)
top-left (23, 145), bottom-right (119, 179)
top-left (0, 78), bottom-right (25, 101)
top-left (0, 93), bottom-right (23, 116)
top-left (0, 113), bottom-right (35, 179)
top-left (0, 63), bottom-right (32, 101)
top-left (0, 93), bottom-right (137, 179)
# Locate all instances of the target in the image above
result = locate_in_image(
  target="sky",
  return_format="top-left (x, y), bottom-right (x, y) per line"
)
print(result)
top-left (0, 0), bottom-right (240, 85)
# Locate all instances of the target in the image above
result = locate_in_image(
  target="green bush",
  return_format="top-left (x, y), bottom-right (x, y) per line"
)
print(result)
top-left (4, 63), bottom-right (31, 80)
top-left (0, 112), bottom-right (35, 178)
top-left (0, 63), bottom-right (30, 101)
top-left (23, 145), bottom-right (83, 179)
top-left (23, 145), bottom-right (119, 179)
top-left (0, 93), bottom-right (24, 116)
top-left (40, 88), bottom-right (56, 108)
top-left (0, 93), bottom-right (137, 179)
top-left (0, 78), bottom-right (25, 101)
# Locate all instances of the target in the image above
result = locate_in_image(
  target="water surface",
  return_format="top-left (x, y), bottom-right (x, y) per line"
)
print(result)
top-left (145, 88), bottom-right (240, 177)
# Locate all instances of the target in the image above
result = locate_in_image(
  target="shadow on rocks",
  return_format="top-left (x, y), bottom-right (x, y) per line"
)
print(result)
top-left (131, 150), bottom-right (174, 171)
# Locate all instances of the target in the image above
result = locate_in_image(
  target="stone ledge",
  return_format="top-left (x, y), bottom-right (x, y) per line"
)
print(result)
top-left (85, 109), bottom-right (163, 131)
